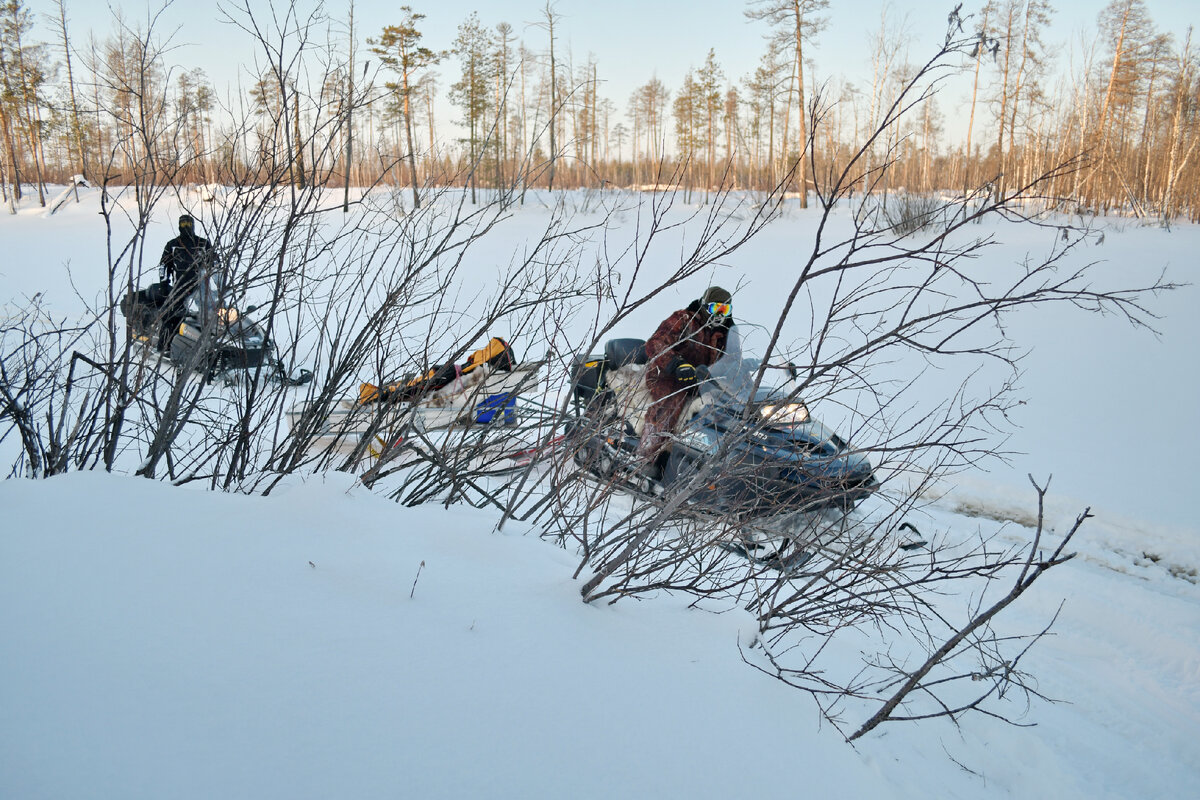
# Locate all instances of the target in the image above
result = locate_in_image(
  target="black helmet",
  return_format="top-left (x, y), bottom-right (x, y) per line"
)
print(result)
top-left (178, 214), bottom-right (196, 236)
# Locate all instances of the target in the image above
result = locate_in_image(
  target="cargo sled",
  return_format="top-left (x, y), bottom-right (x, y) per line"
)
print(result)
top-left (287, 337), bottom-right (556, 471)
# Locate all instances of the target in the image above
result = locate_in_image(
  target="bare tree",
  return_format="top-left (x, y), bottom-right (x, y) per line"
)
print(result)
top-left (746, 0), bottom-right (830, 207)
top-left (530, 1), bottom-right (562, 191)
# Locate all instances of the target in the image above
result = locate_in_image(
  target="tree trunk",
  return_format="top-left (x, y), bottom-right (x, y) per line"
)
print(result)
top-left (995, 1), bottom-right (1015, 197)
top-left (0, 106), bottom-right (20, 208)
top-left (293, 88), bottom-right (307, 188)
top-left (404, 71), bottom-right (421, 209)
top-left (962, 7), bottom-right (989, 194)
top-left (0, 108), bottom-right (17, 213)
top-left (793, 0), bottom-right (809, 208)
top-left (343, 2), bottom-right (354, 212)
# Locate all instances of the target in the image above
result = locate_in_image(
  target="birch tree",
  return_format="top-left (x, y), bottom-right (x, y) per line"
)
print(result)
top-left (450, 12), bottom-right (491, 203)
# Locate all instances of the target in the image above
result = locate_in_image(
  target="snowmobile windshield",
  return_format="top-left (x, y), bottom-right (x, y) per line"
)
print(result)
top-left (183, 266), bottom-right (228, 324)
top-left (703, 323), bottom-right (807, 421)
top-left (181, 265), bottom-right (266, 348)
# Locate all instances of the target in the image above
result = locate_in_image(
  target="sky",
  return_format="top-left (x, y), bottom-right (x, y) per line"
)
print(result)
top-left (38, 0), bottom-right (1200, 143)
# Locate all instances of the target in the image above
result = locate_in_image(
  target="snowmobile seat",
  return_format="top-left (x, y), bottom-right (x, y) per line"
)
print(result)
top-left (571, 356), bottom-right (610, 408)
top-left (604, 338), bottom-right (648, 367)
top-left (604, 361), bottom-right (653, 435)
top-left (120, 283), bottom-right (170, 333)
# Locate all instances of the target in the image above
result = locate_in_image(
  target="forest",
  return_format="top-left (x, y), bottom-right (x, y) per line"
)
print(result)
top-left (1, 0), bottom-right (1197, 220)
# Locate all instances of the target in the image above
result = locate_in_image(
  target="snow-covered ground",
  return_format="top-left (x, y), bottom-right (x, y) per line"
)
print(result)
top-left (1, 188), bottom-right (1198, 798)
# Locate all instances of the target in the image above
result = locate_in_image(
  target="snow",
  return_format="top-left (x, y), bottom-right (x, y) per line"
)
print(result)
top-left (2, 188), bottom-right (1199, 798)
top-left (1, 472), bottom-right (874, 799)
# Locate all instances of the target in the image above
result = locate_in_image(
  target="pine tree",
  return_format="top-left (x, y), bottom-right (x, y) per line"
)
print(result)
top-left (370, 7), bottom-right (443, 208)
top-left (629, 76), bottom-right (668, 185)
top-left (1093, 0), bottom-right (1156, 208)
top-left (696, 49), bottom-right (725, 200)
top-left (0, 0), bottom-right (49, 205)
top-left (450, 12), bottom-right (492, 203)
top-left (673, 69), bottom-right (700, 197)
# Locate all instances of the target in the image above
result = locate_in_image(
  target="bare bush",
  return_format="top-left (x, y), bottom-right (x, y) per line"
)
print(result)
top-left (504, 18), bottom-right (1173, 741)
top-left (880, 191), bottom-right (946, 235)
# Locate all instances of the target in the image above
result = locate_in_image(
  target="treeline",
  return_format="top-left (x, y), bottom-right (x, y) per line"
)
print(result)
top-left (0, 0), bottom-right (1197, 220)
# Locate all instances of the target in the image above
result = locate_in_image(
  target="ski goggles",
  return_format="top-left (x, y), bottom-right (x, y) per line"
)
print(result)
top-left (705, 301), bottom-right (731, 318)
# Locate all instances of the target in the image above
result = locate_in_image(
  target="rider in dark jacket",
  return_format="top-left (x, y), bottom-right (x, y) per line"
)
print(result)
top-left (159, 214), bottom-right (213, 295)
top-left (155, 214), bottom-right (215, 348)
top-left (637, 286), bottom-right (733, 473)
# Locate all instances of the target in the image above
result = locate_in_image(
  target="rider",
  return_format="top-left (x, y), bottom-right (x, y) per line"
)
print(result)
top-left (156, 214), bottom-right (215, 348)
top-left (637, 285), bottom-right (734, 476)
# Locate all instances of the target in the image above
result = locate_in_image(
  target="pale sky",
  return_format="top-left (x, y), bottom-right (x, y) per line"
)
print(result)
top-left (40, 0), bottom-right (1200, 144)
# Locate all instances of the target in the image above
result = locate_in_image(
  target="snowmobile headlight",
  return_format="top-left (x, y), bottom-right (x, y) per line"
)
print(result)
top-left (217, 307), bottom-right (239, 324)
top-left (758, 402), bottom-right (809, 425)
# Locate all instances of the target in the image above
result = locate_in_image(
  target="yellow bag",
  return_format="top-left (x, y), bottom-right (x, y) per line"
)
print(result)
top-left (463, 337), bottom-right (514, 374)
top-left (358, 337), bottom-right (515, 405)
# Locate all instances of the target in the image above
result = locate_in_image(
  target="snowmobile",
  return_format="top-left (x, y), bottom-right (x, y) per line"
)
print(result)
top-left (566, 324), bottom-right (879, 568)
top-left (286, 337), bottom-right (556, 470)
top-left (121, 270), bottom-right (312, 387)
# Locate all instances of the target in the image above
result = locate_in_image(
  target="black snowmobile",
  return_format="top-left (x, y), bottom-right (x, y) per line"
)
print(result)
top-left (567, 324), bottom-right (878, 557)
top-left (121, 269), bottom-right (312, 386)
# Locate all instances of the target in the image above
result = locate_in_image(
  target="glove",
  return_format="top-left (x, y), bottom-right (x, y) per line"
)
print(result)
top-left (674, 361), bottom-right (697, 383)
top-left (693, 363), bottom-right (711, 382)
